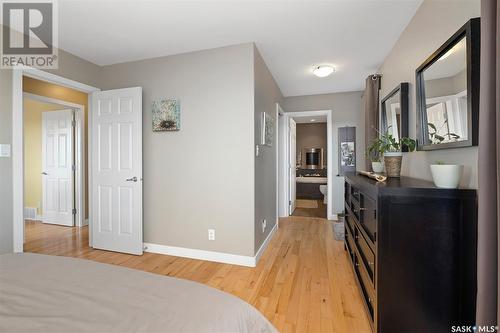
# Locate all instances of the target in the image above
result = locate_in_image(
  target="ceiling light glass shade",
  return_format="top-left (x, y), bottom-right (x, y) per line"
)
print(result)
top-left (313, 65), bottom-right (335, 77)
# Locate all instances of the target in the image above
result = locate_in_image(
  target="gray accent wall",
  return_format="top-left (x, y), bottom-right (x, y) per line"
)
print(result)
top-left (253, 46), bottom-right (282, 254)
top-left (0, 68), bottom-right (13, 254)
top-left (377, 0), bottom-right (480, 188)
top-left (99, 44), bottom-right (257, 257)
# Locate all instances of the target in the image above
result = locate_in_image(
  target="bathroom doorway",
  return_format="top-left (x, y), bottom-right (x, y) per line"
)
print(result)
top-left (278, 110), bottom-right (333, 220)
top-left (293, 115), bottom-right (328, 218)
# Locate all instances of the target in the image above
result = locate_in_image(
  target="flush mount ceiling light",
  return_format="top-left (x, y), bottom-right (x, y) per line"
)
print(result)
top-left (310, 119), bottom-right (316, 122)
top-left (313, 65), bottom-right (335, 78)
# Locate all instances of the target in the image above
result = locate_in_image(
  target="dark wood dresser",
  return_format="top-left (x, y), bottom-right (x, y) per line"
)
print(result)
top-left (343, 172), bottom-right (477, 333)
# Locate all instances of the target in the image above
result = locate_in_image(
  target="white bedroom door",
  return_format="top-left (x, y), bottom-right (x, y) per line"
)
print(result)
top-left (289, 118), bottom-right (297, 215)
top-left (42, 110), bottom-right (74, 226)
top-left (91, 87), bottom-right (143, 255)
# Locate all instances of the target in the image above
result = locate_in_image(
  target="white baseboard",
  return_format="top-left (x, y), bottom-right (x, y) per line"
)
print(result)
top-left (82, 219), bottom-right (89, 226)
top-left (24, 215), bottom-right (42, 222)
top-left (144, 243), bottom-right (256, 267)
top-left (254, 222), bottom-right (278, 264)
top-left (144, 223), bottom-right (278, 268)
top-left (328, 214), bottom-right (338, 221)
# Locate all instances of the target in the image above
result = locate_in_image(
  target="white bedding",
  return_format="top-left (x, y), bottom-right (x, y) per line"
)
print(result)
top-left (0, 253), bottom-right (278, 333)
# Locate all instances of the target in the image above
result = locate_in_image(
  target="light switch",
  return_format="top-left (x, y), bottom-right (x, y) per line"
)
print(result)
top-left (0, 144), bottom-right (11, 157)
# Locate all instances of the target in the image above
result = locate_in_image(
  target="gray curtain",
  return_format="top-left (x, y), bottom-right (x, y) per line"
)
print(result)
top-left (364, 75), bottom-right (381, 170)
top-left (476, 0), bottom-right (499, 326)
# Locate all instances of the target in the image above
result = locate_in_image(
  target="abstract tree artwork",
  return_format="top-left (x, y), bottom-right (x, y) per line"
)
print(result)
top-left (152, 98), bottom-right (180, 131)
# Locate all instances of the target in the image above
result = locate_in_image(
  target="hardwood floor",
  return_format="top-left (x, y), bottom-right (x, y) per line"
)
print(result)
top-left (24, 217), bottom-right (370, 333)
top-left (292, 199), bottom-right (327, 218)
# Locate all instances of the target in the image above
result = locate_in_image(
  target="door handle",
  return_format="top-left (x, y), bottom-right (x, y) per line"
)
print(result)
top-left (126, 176), bottom-right (138, 182)
top-left (41, 172), bottom-right (48, 175)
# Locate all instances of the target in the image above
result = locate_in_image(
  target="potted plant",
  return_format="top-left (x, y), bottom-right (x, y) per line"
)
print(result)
top-left (366, 138), bottom-right (385, 173)
top-left (380, 131), bottom-right (416, 178)
top-left (430, 161), bottom-right (463, 188)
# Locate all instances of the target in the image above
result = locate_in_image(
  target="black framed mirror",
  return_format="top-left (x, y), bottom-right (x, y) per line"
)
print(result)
top-left (381, 82), bottom-right (409, 151)
top-left (415, 17), bottom-right (480, 151)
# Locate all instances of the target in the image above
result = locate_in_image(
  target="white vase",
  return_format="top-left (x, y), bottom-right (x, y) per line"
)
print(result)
top-left (430, 164), bottom-right (463, 188)
top-left (371, 161), bottom-right (384, 173)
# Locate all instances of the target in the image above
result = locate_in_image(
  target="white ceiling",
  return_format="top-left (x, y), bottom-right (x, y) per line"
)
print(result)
top-left (58, 0), bottom-right (422, 96)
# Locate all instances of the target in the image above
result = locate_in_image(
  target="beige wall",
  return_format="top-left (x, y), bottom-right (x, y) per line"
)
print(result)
top-left (23, 100), bottom-right (65, 216)
top-left (296, 123), bottom-right (327, 166)
top-left (1, 41), bottom-right (282, 258)
top-left (253, 46), bottom-right (282, 253)
top-left (377, 0), bottom-right (480, 188)
top-left (100, 43), bottom-right (257, 256)
top-left (283, 91), bottom-right (365, 172)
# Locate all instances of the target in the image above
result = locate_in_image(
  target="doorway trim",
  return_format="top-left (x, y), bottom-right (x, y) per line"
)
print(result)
top-left (23, 92), bottom-right (86, 228)
top-left (278, 110), bottom-right (334, 220)
top-left (12, 67), bottom-right (100, 253)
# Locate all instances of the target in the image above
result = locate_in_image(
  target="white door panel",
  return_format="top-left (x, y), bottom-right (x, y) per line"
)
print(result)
top-left (91, 87), bottom-right (143, 255)
top-left (289, 118), bottom-right (296, 215)
top-left (42, 110), bottom-right (74, 226)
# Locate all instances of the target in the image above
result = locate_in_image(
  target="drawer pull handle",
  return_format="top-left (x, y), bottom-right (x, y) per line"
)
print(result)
top-left (368, 261), bottom-right (374, 266)
top-left (354, 208), bottom-right (367, 213)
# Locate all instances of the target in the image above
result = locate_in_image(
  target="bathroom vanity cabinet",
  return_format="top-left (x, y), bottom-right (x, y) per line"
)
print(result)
top-left (343, 173), bottom-right (477, 333)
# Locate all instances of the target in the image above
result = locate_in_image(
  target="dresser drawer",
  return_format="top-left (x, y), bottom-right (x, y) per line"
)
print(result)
top-left (345, 225), bottom-right (356, 262)
top-left (359, 194), bottom-right (377, 242)
top-left (355, 252), bottom-right (375, 322)
top-left (356, 231), bottom-right (375, 282)
top-left (345, 212), bottom-right (356, 236)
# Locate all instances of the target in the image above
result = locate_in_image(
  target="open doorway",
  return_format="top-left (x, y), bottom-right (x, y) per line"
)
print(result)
top-left (14, 68), bottom-right (144, 256)
top-left (22, 77), bottom-right (87, 252)
top-left (278, 110), bottom-right (334, 220)
top-left (291, 115), bottom-right (328, 218)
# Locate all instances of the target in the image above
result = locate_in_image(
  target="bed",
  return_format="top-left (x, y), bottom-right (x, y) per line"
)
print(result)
top-left (0, 253), bottom-right (278, 333)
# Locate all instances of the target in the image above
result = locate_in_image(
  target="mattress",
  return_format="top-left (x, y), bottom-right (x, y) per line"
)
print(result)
top-left (0, 253), bottom-right (278, 333)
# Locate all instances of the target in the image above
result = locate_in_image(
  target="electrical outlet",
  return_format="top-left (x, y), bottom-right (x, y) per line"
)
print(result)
top-left (208, 229), bottom-right (215, 241)
top-left (262, 219), bottom-right (267, 233)
top-left (0, 144), bottom-right (11, 157)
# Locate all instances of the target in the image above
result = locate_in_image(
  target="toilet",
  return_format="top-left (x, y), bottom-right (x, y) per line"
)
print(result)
top-left (319, 185), bottom-right (327, 204)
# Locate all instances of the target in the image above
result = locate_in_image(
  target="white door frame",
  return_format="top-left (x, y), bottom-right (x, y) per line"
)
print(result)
top-left (12, 67), bottom-right (100, 253)
top-left (275, 103), bottom-right (283, 227)
top-left (277, 106), bottom-right (288, 218)
top-left (278, 110), bottom-right (334, 220)
top-left (24, 92), bottom-right (85, 228)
